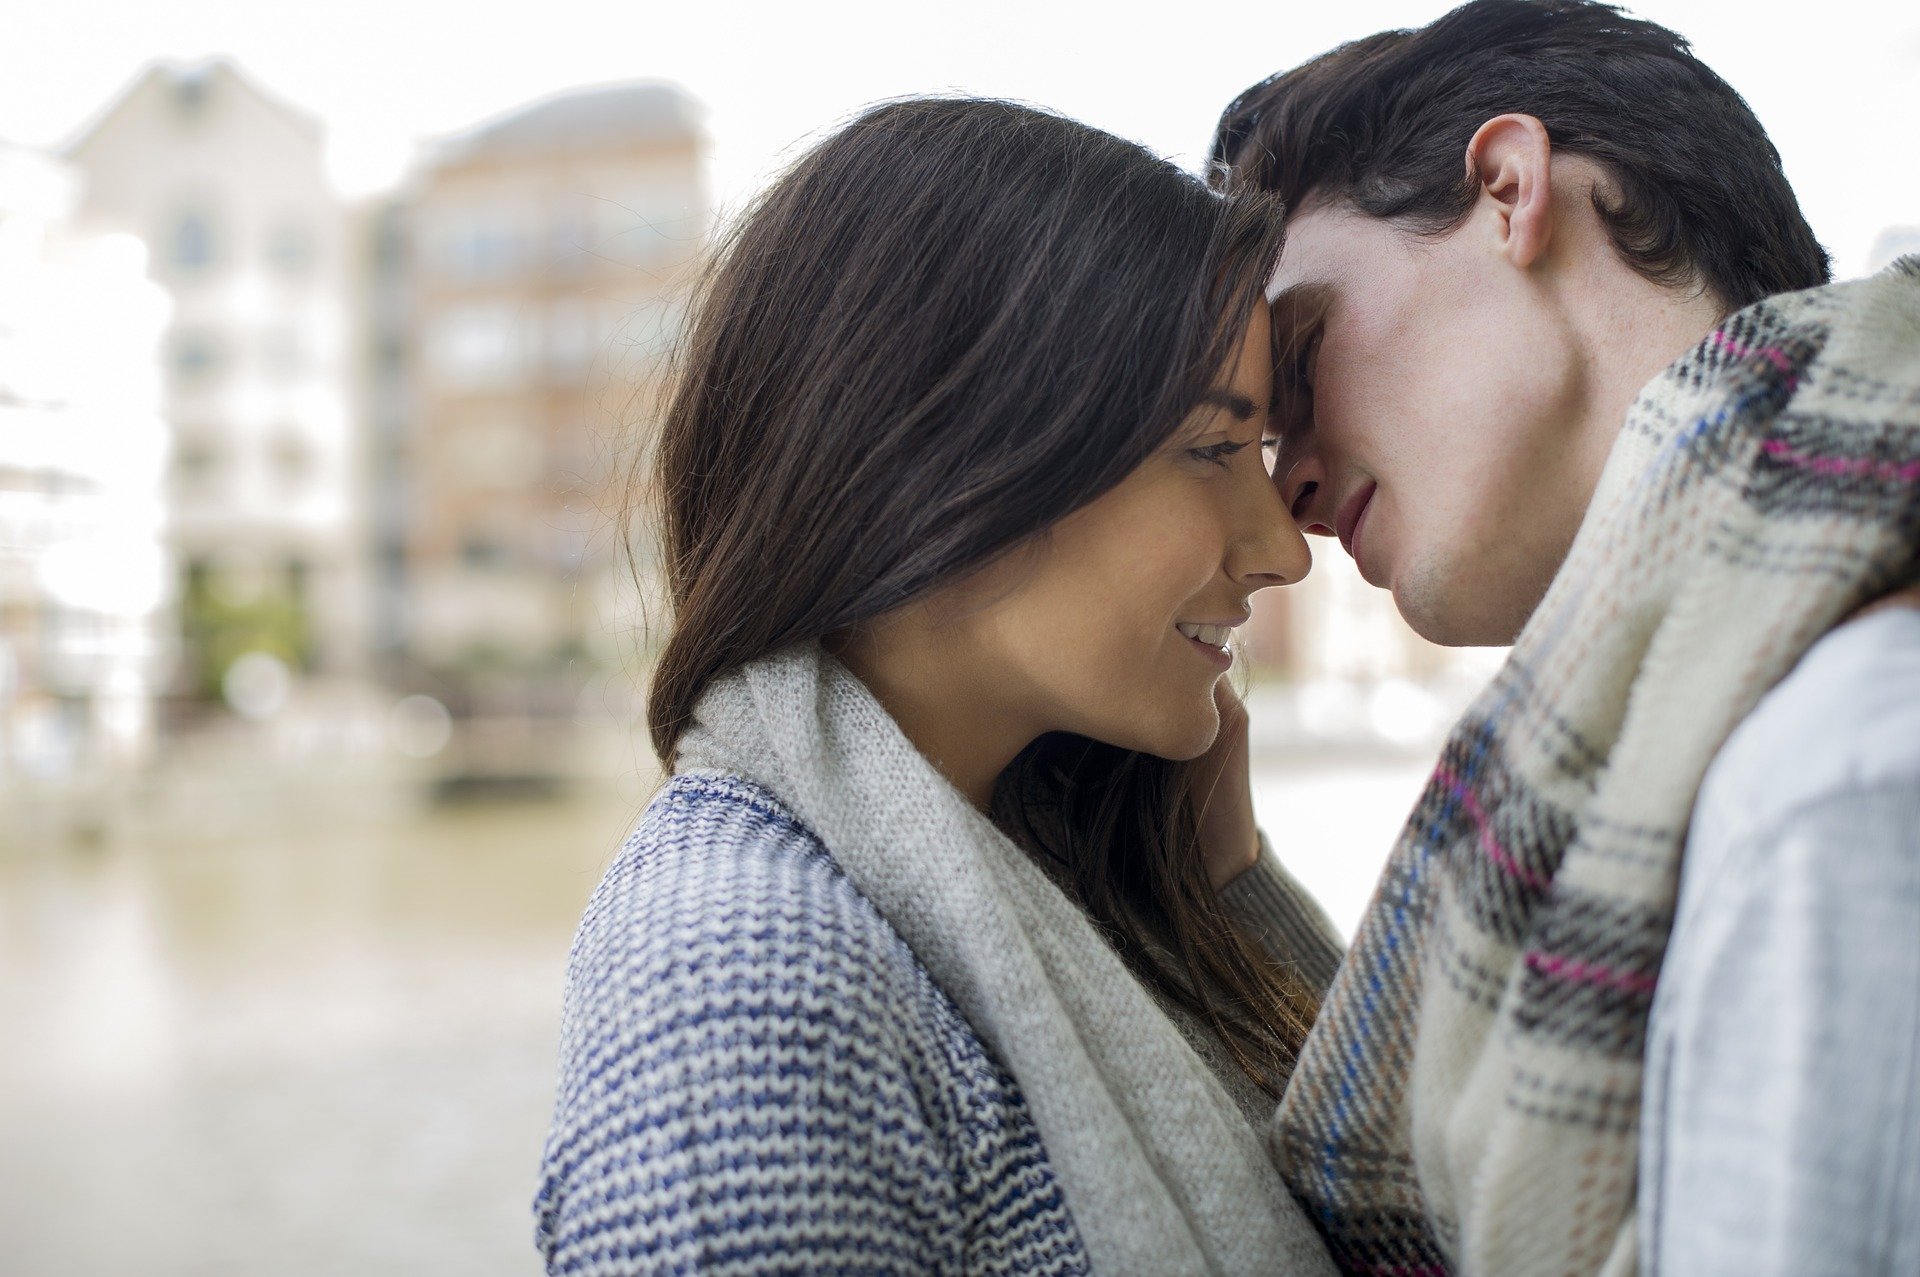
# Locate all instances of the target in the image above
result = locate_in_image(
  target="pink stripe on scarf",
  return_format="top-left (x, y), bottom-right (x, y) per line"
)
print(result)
top-left (1524, 950), bottom-right (1658, 995)
top-left (1760, 437), bottom-right (1920, 482)
top-left (1710, 328), bottom-right (1796, 376)
top-left (1436, 768), bottom-right (1552, 892)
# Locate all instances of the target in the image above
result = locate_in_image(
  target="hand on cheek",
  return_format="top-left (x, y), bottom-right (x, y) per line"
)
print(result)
top-left (1191, 679), bottom-right (1261, 889)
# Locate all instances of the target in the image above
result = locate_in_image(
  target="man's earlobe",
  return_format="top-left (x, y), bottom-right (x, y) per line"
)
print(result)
top-left (1465, 114), bottom-right (1554, 269)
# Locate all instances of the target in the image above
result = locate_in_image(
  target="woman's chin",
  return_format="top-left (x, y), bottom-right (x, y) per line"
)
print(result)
top-left (1090, 699), bottom-right (1221, 762)
top-left (1162, 725), bottom-right (1222, 763)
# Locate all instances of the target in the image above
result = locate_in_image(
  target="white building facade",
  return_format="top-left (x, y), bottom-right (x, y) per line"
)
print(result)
top-left (65, 61), bottom-right (365, 697)
top-left (0, 143), bottom-right (171, 782)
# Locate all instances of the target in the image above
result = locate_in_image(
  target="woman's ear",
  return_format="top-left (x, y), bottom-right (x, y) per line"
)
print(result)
top-left (1464, 113), bottom-right (1555, 270)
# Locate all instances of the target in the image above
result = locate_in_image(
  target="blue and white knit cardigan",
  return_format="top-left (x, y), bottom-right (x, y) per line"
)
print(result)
top-left (535, 772), bottom-right (1343, 1275)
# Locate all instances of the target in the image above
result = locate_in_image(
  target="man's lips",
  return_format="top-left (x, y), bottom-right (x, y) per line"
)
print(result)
top-left (1335, 482), bottom-right (1377, 561)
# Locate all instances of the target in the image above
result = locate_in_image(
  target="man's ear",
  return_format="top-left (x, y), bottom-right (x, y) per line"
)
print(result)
top-left (1464, 114), bottom-right (1554, 269)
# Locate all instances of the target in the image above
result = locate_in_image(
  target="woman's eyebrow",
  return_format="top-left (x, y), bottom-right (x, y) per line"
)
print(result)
top-left (1199, 389), bottom-right (1259, 421)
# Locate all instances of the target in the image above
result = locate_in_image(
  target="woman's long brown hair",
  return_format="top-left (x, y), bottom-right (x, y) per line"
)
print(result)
top-left (640, 98), bottom-right (1317, 1093)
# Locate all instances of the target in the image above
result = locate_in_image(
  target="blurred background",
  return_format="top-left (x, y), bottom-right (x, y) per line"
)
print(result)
top-left (0, 0), bottom-right (1912, 1272)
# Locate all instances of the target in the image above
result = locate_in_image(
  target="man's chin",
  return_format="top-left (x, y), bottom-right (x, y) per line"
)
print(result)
top-left (1392, 571), bottom-right (1528, 649)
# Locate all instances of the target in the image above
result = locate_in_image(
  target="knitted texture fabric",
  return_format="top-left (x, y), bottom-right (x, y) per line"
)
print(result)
top-left (676, 646), bottom-right (1339, 1277)
top-left (1272, 259), bottom-right (1920, 1277)
top-left (535, 772), bottom-right (1093, 1275)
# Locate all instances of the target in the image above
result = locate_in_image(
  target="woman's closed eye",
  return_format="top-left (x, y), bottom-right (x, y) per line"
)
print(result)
top-left (1187, 439), bottom-right (1253, 467)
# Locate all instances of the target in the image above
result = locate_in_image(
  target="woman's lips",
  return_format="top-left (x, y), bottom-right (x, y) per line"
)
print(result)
top-left (1182, 632), bottom-right (1233, 669)
top-left (1175, 620), bottom-right (1240, 670)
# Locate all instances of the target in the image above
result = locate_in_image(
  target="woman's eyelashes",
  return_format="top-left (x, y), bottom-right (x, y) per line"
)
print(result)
top-left (1186, 439), bottom-right (1253, 467)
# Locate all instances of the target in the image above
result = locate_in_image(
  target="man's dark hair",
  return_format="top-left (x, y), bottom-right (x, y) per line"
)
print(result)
top-left (1212, 0), bottom-right (1830, 309)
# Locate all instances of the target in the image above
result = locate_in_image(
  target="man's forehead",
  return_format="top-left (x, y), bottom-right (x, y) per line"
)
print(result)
top-left (1264, 203), bottom-right (1365, 303)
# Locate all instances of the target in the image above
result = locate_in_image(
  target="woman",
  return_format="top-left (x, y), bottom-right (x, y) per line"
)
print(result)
top-left (536, 98), bottom-right (1343, 1276)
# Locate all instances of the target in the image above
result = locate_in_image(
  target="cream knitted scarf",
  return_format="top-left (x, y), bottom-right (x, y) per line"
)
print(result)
top-left (1272, 259), bottom-right (1920, 1276)
top-left (677, 643), bottom-right (1338, 1276)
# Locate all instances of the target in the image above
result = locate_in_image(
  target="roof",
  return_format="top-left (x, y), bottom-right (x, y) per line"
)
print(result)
top-left (62, 59), bottom-right (324, 158)
top-left (433, 81), bottom-right (702, 165)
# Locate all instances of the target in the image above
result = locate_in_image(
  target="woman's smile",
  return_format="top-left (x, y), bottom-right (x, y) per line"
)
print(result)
top-left (1176, 620), bottom-right (1241, 669)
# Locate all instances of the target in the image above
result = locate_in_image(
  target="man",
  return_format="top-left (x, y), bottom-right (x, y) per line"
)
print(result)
top-left (1211, 2), bottom-right (1920, 1274)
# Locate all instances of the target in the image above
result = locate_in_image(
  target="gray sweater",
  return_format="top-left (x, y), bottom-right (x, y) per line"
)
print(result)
top-left (1640, 606), bottom-right (1920, 1275)
top-left (536, 770), bottom-right (1343, 1276)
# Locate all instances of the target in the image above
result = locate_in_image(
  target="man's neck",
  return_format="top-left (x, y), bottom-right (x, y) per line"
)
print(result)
top-left (1587, 276), bottom-right (1729, 456)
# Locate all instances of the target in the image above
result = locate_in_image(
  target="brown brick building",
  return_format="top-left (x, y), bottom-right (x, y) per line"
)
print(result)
top-left (388, 83), bottom-right (706, 713)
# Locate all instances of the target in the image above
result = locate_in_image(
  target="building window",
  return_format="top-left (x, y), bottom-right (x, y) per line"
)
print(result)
top-left (455, 418), bottom-right (542, 488)
top-left (171, 72), bottom-right (210, 121)
top-left (429, 304), bottom-right (525, 387)
top-left (552, 420), bottom-right (600, 486)
top-left (262, 327), bottom-right (306, 378)
top-left (169, 211), bottom-right (216, 273)
top-left (173, 437), bottom-right (223, 495)
top-left (267, 221), bottom-right (315, 276)
top-left (170, 330), bottom-right (222, 383)
top-left (548, 203), bottom-right (591, 273)
top-left (438, 213), bottom-right (521, 280)
top-left (547, 298), bottom-right (599, 375)
top-left (590, 184), bottom-right (698, 267)
top-left (459, 529), bottom-right (512, 571)
top-left (375, 334), bottom-right (405, 374)
top-left (372, 207), bottom-right (406, 274)
top-left (270, 430), bottom-right (316, 493)
top-left (284, 556), bottom-right (310, 604)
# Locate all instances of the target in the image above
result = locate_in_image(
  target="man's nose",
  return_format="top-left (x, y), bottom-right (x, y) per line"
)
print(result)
top-left (1277, 453), bottom-right (1336, 537)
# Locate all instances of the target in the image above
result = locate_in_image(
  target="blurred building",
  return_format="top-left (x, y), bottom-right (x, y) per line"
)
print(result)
top-left (1240, 547), bottom-right (1457, 682)
top-left (64, 60), bottom-right (365, 705)
top-left (0, 142), bottom-right (171, 782)
top-left (1230, 527), bottom-right (1500, 755)
top-left (359, 196), bottom-right (413, 686)
top-left (392, 82), bottom-right (705, 715)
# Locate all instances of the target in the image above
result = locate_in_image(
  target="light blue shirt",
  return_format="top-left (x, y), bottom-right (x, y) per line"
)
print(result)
top-left (1640, 607), bottom-right (1920, 1275)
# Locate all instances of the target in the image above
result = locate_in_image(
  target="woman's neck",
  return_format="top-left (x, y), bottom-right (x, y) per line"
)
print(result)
top-left (828, 620), bottom-right (1033, 811)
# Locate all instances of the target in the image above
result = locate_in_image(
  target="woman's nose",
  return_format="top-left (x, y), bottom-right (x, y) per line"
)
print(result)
top-left (1230, 464), bottom-right (1311, 589)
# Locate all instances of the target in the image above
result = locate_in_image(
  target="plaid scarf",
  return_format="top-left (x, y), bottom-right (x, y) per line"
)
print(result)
top-left (1272, 258), bottom-right (1920, 1276)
